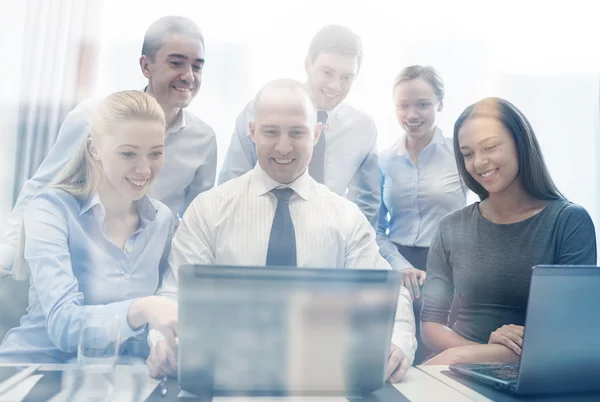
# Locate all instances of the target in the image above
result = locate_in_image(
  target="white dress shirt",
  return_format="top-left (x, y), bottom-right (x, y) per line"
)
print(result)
top-left (159, 164), bottom-right (417, 363)
top-left (217, 100), bottom-right (381, 228)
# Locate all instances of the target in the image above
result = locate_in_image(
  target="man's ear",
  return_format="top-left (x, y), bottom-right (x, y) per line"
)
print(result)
top-left (139, 55), bottom-right (152, 79)
top-left (304, 55), bottom-right (312, 76)
top-left (249, 121), bottom-right (257, 144)
top-left (313, 121), bottom-right (323, 146)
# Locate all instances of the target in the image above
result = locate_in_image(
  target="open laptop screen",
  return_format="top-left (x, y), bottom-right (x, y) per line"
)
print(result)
top-left (178, 265), bottom-right (401, 397)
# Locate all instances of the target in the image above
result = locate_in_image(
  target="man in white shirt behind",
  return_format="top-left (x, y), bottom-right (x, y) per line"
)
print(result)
top-left (218, 25), bottom-right (381, 229)
top-left (148, 79), bottom-right (417, 383)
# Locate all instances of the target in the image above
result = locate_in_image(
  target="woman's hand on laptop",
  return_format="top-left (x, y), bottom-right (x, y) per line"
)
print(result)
top-left (144, 297), bottom-right (179, 378)
top-left (488, 324), bottom-right (524, 356)
top-left (386, 343), bottom-right (410, 383)
top-left (145, 297), bottom-right (179, 345)
top-left (147, 338), bottom-right (178, 378)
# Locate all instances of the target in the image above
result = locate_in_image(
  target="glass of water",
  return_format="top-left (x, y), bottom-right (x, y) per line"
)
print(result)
top-left (66, 312), bottom-right (120, 402)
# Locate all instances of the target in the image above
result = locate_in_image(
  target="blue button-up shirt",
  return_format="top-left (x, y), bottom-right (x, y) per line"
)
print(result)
top-left (0, 188), bottom-right (174, 363)
top-left (377, 127), bottom-right (467, 271)
top-left (0, 97), bottom-right (216, 272)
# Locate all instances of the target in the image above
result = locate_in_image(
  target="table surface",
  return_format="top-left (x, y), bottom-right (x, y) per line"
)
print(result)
top-left (417, 365), bottom-right (493, 402)
top-left (0, 363), bottom-right (479, 402)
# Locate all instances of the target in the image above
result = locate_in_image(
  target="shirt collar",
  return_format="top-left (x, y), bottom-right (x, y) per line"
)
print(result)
top-left (80, 193), bottom-right (102, 216)
top-left (249, 163), bottom-right (313, 201)
top-left (142, 86), bottom-right (187, 136)
top-left (166, 109), bottom-right (186, 136)
top-left (319, 103), bottom-right (342, 127)
top-left (80, 193), bottom-right (158, 228)
top-left (394, 126), bottom-right (444, 156)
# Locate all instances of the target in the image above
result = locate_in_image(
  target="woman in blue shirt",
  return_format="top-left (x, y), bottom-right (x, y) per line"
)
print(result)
top-left (377, 66), bottom-right (467, 363)
top-left (0, 90), bottom-right (178, 363)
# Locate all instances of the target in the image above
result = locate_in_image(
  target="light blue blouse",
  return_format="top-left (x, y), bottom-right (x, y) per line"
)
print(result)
top-left (0, 188), bottom-right (174, 363)
top-left (377, 127), bottom-right (467, 271)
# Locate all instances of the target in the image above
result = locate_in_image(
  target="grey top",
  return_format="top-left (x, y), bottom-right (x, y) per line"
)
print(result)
top-left (421, 199), bottom-right (597, 344)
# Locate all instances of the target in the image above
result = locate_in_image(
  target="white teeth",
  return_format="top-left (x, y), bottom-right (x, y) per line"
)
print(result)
top-left (126, 178), bottom-right (148, 187)
top-left (274, 158), bottom-right (292, 164)
top-left (406, 122), bottom-right (422, 127)
top-left (173, 86), bottom-right (192, 92)
top-left (480, 169), bottom-right (498, 178)
top-left (322, 90), bottom-right (338, 99)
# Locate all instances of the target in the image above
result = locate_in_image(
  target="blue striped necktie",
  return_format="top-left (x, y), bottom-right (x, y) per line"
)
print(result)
top-left (265, 188), bottom-right (297, 266)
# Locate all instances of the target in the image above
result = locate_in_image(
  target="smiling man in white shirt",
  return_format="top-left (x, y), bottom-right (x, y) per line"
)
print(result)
top-left (218, 25), bottom-right (380, 228)
top-left (148, 79), bottom-right (417, 384)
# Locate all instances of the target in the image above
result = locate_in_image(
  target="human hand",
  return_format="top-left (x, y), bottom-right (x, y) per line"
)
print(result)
top-left (386, 343), bottom-right (410, 383)
top-left (401, 268), bottom-right (426, 300)
top-left (488, 324), bottom-right (525, 356)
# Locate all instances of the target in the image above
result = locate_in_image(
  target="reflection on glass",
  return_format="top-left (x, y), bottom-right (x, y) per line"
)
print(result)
top-left (178, 266), bottom-right (400, 397)
top-left (65, 312), bottom-right (120, 402)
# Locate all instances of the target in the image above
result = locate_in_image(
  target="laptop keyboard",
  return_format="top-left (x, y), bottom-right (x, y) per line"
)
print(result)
top-left (470, 364), bottom-right (519, 381)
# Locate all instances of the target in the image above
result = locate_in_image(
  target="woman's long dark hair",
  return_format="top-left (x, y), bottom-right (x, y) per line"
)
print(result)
top-left (453, 97), bottom-right (564, 201)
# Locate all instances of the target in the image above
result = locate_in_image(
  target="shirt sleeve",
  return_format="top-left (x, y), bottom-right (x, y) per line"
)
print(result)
top-left (345, 121), bottom-right (381, 229)
top-left (555, 203), bottom-right (597, 264)
top-left (0, 100), bottom-right (95, 272)
top-left (343, 202), bottom-right (417, 364)
top-left (391, 287), bottom-right (418, 365)
top-left (149, 217), bottom-right (177, 348)
top-left (217, 101), bottom-right (257, 184)
top-left (156, 194), bottom-right (215, 301)
top-left (24, 191), bottom-right (142, 353)
top-left (376, 170), bottom-right (414, 271)
top-left (420, 223), bottom-right (455, 325)
top-left (181, 129), bottom-right (217, 215)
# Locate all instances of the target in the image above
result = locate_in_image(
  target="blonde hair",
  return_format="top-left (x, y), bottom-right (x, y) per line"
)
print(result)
top-left (51, 90), bottom-right (165, 199)
top-left (12, 90), bottom-right (165, 280)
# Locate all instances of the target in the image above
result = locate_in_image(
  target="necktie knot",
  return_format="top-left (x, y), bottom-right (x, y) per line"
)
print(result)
top-left (272, 188), bottom-right (294, 203)
top-left (317, 111), bottom-right (328, 125)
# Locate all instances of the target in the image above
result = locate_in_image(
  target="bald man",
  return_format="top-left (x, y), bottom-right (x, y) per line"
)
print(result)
top-left (149, 79), bottom-right (417, 383)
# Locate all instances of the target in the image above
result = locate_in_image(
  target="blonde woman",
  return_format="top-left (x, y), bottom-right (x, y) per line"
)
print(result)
top-left (0, 90), bottom-right (178, 363)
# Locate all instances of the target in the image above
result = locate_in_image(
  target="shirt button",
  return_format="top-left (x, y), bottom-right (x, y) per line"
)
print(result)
top-left (123, 274), bottom-right (131, 280)
top-left (125, 247), bottom-right (133, 253)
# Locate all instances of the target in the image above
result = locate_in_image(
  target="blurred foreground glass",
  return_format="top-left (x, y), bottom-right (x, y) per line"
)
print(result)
top-left (64, 312), bottom-right (120, 402)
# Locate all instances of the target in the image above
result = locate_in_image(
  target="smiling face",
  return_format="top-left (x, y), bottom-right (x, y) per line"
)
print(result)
top-left (90, 119), bottom-right (165, 203)
top-left (393, 77), bottom-right (442, 140)
top-left (305, 51), bottom-right (358, 111)
top-left (250, 86), bottom-right (321, 184)
top-left (458, 116), bottom-right (520, 196)
top-left (140, 33), bottom-right (205, 110)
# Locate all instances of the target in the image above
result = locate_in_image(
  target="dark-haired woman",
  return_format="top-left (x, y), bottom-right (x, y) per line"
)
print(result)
top-left (421, 97), bottom-right (596, 365)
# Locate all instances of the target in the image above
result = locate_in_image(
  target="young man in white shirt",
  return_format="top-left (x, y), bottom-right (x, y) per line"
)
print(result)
top-left (148, 79), bottom-right (417, 384)
top-left (0, 16), bottom-right (217, 276)
top-left (218, 25), bottom-right (380, 228)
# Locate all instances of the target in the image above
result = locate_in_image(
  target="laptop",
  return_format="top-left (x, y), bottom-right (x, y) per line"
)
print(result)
top-left (450, 265), bottom-right (600, 395)
top-left (177, 264), bottom-right (402, 398)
